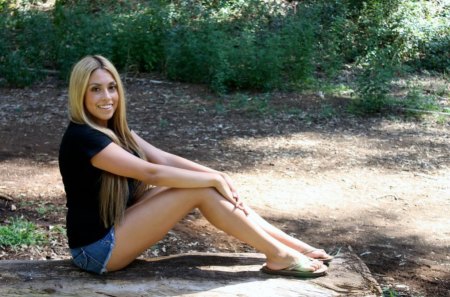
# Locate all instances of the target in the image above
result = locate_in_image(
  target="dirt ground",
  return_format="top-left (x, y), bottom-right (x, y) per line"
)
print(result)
top-left (0, 75), bottom-right (449, 296)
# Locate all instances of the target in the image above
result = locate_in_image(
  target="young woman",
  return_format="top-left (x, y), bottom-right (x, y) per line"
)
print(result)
top-left (58, 55), bottom-right (332, 277)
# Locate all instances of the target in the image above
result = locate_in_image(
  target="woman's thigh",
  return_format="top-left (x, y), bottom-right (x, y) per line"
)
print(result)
top-left (132, 186), bottom-right (171, 205)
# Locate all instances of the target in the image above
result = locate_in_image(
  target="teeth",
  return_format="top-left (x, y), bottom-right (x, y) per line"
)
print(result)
top-left (98, 104), bottom-right (112, 109)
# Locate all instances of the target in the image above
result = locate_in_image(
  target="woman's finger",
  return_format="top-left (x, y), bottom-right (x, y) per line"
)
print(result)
top-left (235, 200), bottom-right (249, 215)
top-left (222, 173), bottom-right (239, 197)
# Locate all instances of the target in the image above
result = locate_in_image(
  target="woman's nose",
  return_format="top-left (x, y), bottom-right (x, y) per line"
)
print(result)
top-left (103, 89), bottom-right (112, 99)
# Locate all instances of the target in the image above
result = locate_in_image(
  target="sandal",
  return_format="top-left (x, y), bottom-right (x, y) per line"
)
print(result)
top-left (303, 248), bottom-right (334, 264)
top-left (261, 259), bottom-right (328, 278)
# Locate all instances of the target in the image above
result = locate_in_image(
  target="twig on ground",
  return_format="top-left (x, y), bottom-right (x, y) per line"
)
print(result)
top-left (0, 193), bottom-right (14, 201)
top-left (401, 108), bottom-right (450, 116)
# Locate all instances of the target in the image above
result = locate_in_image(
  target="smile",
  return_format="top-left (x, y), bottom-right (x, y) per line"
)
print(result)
top-left (98, 104), bottom-right (113, 110)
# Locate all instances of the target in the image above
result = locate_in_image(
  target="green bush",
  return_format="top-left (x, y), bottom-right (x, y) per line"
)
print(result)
top-left (346, 0), bottom-right (450, 113)
top-left (0, 9), bottom-right (54, 86)
top-left (165, 1), bottom-right (315, 92)
top-left (112, 7), bottom-right (167, 73)
top-left (164, 22), bottom-right (212, 85)
top-left (303, 2), bottom-right (353, 77)
top-left (419, 35), bottom-right (450, 72)
top-left (351, 46), bottom-right (400, 114)
top-left (52, 4), bottom-right (116, 80)
top-left (0, 52), bottom-right (40, 87)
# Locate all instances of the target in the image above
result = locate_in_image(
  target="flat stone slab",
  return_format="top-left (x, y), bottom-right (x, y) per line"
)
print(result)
top-left (0, 250), bottom-right (382, 296)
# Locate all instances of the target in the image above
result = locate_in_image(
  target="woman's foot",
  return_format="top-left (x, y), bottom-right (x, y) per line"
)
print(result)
top-left (262, 255), bottom-right (328, 278)
top-left (303, 248), bottom-right (334, 264)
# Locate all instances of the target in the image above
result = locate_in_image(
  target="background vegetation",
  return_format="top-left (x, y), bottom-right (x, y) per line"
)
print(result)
top-left (0, 0), bottom-right (448, 114)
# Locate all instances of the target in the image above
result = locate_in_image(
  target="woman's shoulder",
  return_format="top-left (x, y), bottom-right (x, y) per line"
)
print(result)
top-left (66, 121), bottom-right (92, 132)
top-left (62, 122), bottom-right (112, 144)
top-left (65, 122), bottom-right (103, 136)
top-left (60, 122), bottom-right (113, 157)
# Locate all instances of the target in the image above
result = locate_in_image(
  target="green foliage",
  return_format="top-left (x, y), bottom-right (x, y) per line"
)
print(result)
top-left (52, 3), bottom-right (115, 79)
top-left (317, 103), bottom-right (337, 120)
top-left (49, 224), bottom-right (66, 235)
top-left (382, 287), bottom-right (399, 297)
top-left (0, 0), bottom-right (448, 119)
top-left (351, 48), bottom-right (400, 114)
top-left (0, 0), bottom-right (316, 90)
top-left (343, 0), bottom-right (449, 114)
top-left (0, 0), bottom-right (44, 12)
top-left (0, 217), bottom-right (46, 248)
top-left (112, 6), bottom-right (167, 73)
top-left (165, 0), bottom-right (315, 92)
top-left (54, 0), bottom-right (137, 12)
top-left (304, 1), bottom-right (355, 77)
top-left (0, 51), bottom-right (38, 87)
top-left (0, 9), bottom-right (54, 86)
top-left (403, 87), bottom-right (440, 111)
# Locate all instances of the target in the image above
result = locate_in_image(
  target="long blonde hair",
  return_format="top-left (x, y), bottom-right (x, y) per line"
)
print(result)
top-left (68, 55), bottom-right (147, 227)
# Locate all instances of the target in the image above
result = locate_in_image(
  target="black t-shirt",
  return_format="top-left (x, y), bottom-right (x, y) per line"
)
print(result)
top-left (59, 122), bottom-right (135, 248)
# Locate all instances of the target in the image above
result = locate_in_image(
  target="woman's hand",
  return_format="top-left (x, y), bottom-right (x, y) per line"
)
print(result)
top-left (220, 173), bottom-right (239, 198)
top-left (215, 173), bottom-right (248, 215)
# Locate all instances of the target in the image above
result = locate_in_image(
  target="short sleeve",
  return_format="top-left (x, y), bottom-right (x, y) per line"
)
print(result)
top-left (66, 123), bottom-right (113, 160)
top-left (79, 126), bottom-right (112, 159)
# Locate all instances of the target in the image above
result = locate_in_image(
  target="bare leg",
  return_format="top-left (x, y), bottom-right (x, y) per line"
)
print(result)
top-left (246, 207), bottom-right (332, 260)
top-left (106, 187), bottom-right (325, 273)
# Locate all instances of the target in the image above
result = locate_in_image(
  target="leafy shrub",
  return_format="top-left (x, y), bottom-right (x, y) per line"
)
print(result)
top-left (351, 47), bottom-right (400, 114)
top-left (112, 5), bottom-right (167, 73)
top-left (419, 35), bottom-right (450, 72)
top-left (0, 52), bottom-right (41, 87)
top-left (52, 3), bottom-right (116, 80)
top-left (403, 87), bottom-right (440, 111)
top-left (345, 0), bottom-right (449, 70)
top-left (303, 1), bottom-right (354, 77)
top-left (0, 9), bottom-right (54, 86)
top-left (165, 1), bottom-right (315, 92)
top-left (347, 0), bottom-right (450, 113)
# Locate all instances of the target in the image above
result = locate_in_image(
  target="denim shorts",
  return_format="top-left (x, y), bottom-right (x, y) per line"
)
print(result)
top-left (70, 227), bottom-right (115, 275)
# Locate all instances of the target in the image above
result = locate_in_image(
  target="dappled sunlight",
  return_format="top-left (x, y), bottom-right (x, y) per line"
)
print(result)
top-left (226, 134), bottom-right (322, 151)
top-left (0, 159), bottom-right (63, 200)
top-left (228, 167), bottom-right (450, 247)
top-left (222, 119), bottom-right (450, 173)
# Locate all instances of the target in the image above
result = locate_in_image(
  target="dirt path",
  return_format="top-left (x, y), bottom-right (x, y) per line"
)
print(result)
top-left (1, 77), bottom-right (449, 296)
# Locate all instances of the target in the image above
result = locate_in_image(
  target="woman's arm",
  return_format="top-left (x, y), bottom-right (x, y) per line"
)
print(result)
top-left (91, 142), bottom-right (234, 203)
top-left (132, 131), bottom-right (240, 194)
top-left (131, 131), bottom-right (246, 213)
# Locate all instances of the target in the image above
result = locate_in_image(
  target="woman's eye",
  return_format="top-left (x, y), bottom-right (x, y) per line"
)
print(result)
top-left (109, 85), bottom-right (117, 91)
top-left (91, 87), bottom-right (100, 92)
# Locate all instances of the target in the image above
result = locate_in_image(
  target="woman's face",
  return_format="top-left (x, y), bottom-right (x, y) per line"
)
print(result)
top-left (84, 68), bottom-right (119, 127)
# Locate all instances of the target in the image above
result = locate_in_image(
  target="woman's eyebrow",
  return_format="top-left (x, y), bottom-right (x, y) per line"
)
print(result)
top-left (88, 81), bottom-right (116, 87)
